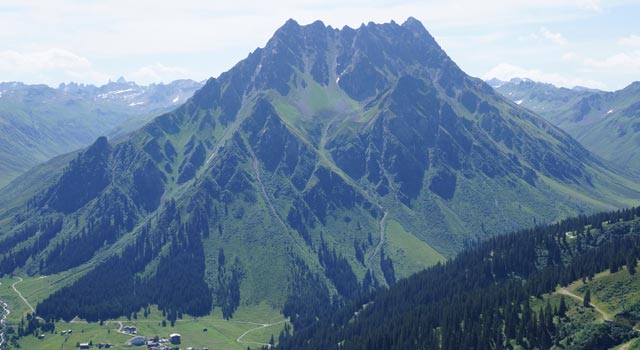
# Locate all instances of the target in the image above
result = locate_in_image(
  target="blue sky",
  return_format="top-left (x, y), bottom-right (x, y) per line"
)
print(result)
top-left (0, 0), bottom-right (638, 90)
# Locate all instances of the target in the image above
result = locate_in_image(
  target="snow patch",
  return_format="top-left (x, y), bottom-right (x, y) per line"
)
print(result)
top-left (336, 77), bottom-right (340, 85)
top-left (128, 101), bottom-right (145, 107)
top-left (172, 95), bottom-right (180, 103)
top-left (98, 88), bottom-right (136, 99)
top-left (607, 109), bottom-right (614, 114)
top-left (516, 99), bottom-right (524, 105)
top-left (111, 88), bottom-right (134, 95)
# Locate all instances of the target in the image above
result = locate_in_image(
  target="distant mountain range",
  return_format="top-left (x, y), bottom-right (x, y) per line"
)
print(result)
top-left (1, 18), bottom-right (639, 325)
top-left (0, 78), bottom-right (203, 187)
top-left (489, 78), bottom-right (640, 173)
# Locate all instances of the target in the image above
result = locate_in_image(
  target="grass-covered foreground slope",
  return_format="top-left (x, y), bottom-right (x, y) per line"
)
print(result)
top-left (278, 207), bottom-right (640, 350)
top-left (0, 79), bottom-right (202, 188)
top-left (492, 78), bottom-right (640, 173)
top-left (0, 18), bottom-right (639, 328)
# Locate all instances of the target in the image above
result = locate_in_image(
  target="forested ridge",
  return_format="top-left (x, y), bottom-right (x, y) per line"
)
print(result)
top-left (277, 206), bottom-right (640, 350)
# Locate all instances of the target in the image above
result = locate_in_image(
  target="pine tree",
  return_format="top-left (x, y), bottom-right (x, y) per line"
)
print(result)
top-left (627, 254), bottom-right (637, 275)
top-left (611, 258), bottom-right (619, 273)
top-left (583, 289), bottom-right (591, 308)
top-left (558, 296), bottom-right (568, 317)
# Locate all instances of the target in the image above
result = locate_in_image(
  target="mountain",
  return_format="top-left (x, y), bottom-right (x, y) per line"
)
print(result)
top-left (0, 78), bottom-right (203, 188)
top-left (1, 18), bottom-right (639, 324)
top-left (277, 207), bottom-right (640, 350)
top-left (491, 78), bottom-right (640, 173)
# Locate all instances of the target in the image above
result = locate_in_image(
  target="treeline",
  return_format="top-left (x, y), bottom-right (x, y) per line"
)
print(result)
top-left (0, 217), bottom-right (63, 275)
top-left (34, 200), bottom-right (224, 322)
top-left (44, 192), bottom-right (137, 274)
top-left (280, 232), bottom-right (386, 327)
top-left (318, 235), bottom-right (360, 299)
top-left (277, 206), bottom-right (640, 350)
top-left (214, 248), bottom-right (243, 319)
top-left (282, 257), bottom-right (333, 330)
top-left (0, 186), bottom-right (139, 277)
top-left (16, 313), bottom-right (55, 337)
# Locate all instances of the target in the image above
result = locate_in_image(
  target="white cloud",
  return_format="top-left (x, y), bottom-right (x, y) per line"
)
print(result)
top-left (0, 48), bottom-right (90, 72)
top-left (618, 34), bottom-right (640, 47)
top-left (584, 51), bottom-right (640, 71)
top-left (0, 0), bottom-right (610, 58)
top-left (562, 52), bottom-right (577, 61)
top-left (483, 63), bottom-right (606, 89)
top-left (517, 27), bottom-right (567, 45)
top-left (574, 0), bottom-right (601, 11)
top-left (130, 63), bottom-right (189, 85)
top-left (0, 0), bottom-right (630, 88)
top-left (0, 48), bottom-right (113, 85)
top-left (540, 27), bottom-right (567, 45)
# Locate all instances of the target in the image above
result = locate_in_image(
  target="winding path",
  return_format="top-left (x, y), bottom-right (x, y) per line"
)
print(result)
top-left (558, 287), bottom-right (610, 321)
top-left (110, 320), bottom-right (135, 337)
top-left (11, 277), bottom-right (34, 314)
top-left (1, 277), bottom-right (33, 350)
top-left (559, 288), bottom-right (640, 350)
top-left (236, 320), bottom-right (288, 349)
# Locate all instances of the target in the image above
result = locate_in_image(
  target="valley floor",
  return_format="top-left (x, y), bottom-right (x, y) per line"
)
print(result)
top-left (0, 275), bottom-right (287, 350)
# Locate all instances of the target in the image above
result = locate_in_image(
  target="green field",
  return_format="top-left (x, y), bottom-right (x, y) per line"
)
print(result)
top-left (384, 219), bottom-right (445, 278)
top-left (0, 275), bottom-right (287, 350)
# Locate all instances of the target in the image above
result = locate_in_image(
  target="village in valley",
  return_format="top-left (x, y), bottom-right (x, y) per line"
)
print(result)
top-left (42, 324), bottom-right (209, 350)
top-left (121, 327), bottom-right (192, 350)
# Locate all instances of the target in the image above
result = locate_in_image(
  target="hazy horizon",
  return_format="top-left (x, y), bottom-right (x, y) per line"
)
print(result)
top-left (1, 0), bottom-right (638, 91)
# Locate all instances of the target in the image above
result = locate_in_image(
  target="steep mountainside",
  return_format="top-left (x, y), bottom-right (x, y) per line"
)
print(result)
top-left (1, 18), bottom-right (639, 322)
top-left (0, 78), bottom-right (202, 187)
top-left (491, 78), bottom-right (640, 173)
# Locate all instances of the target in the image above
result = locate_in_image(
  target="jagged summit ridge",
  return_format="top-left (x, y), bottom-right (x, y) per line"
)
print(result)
top-left (229, 17), bottom-right (459, 100)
